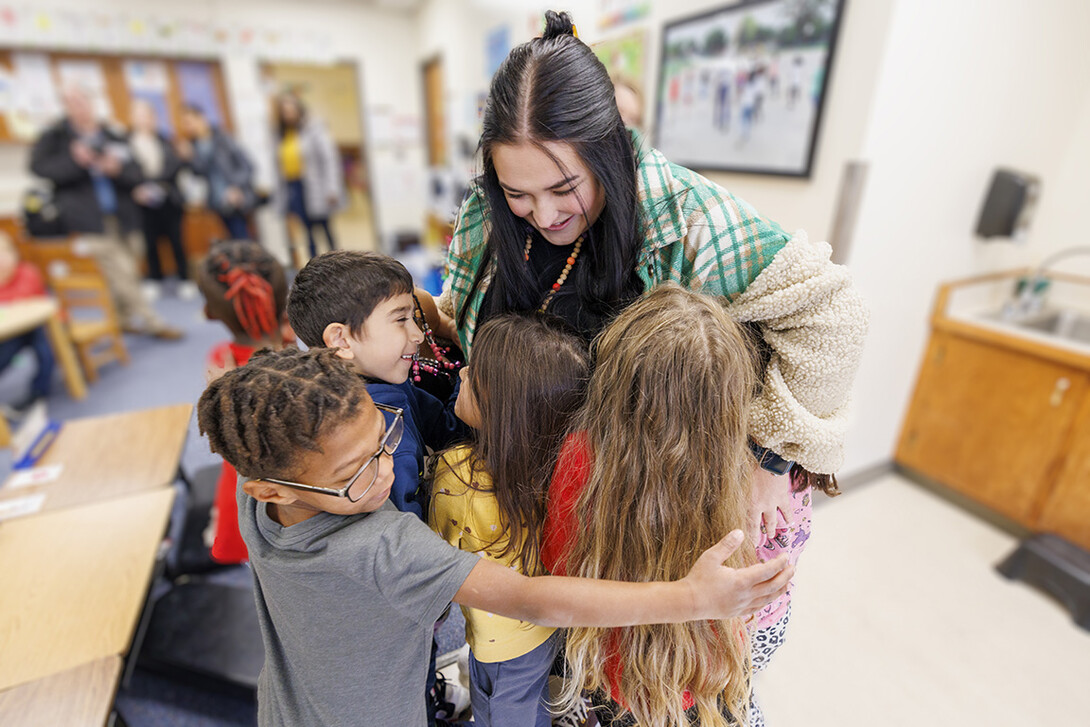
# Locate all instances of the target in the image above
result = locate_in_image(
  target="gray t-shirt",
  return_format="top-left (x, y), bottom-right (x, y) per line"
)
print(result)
top-left (238, 492), bottom-right (479, 726)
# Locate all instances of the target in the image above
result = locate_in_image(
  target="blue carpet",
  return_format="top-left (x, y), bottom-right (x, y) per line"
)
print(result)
top-left (0, 291), bottom-right (466, 726)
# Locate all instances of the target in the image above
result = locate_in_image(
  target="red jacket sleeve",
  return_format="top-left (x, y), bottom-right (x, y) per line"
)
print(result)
top-left (541, 433), bottom-right (593, 576)
top-left (0, 263), bottom-right (47, 302)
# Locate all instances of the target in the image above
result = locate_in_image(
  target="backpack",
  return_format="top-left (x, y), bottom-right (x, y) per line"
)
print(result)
top-left (21, 187), bottom-right (67, 238)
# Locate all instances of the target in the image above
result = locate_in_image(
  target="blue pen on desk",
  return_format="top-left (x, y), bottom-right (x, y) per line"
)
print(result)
top-left (14, 420), bottom-right (62, 470)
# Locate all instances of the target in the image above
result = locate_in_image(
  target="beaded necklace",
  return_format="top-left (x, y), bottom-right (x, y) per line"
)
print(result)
top-left (524, 233), bottom-right (583, 313)
top-left (410, 293), bottom-right (461, 383)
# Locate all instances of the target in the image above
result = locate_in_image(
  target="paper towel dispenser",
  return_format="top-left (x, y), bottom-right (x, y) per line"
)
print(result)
top-left (975, 168), bottom-right (1041, 241)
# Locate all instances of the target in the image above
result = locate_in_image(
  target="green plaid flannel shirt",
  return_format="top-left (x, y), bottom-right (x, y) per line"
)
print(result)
top-left (445, 135), bottom-right (790, 354)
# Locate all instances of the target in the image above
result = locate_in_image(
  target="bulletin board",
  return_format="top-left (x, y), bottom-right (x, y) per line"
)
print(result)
top-left (0, 49), bottom-right (232, 143)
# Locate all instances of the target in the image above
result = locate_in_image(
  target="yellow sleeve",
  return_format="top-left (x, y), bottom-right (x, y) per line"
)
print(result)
top-left (429, 451), bottom-right (467, 548)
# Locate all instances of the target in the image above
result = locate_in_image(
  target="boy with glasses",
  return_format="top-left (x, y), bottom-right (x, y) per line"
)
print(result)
top-left (197, 347), bottom-right (793, 727)
top-left (286, 250), bottom-right (466, 520)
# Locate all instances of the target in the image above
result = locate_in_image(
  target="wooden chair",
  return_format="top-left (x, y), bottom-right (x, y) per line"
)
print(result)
top-left (17, 239), bottom-right (129, 383)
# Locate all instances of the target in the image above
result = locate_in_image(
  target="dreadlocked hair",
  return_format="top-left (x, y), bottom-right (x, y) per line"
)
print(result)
top-left (199, 240), bottom-right (287, 343)
top-left (197, 347), bottom-right (369, 480)
top-left (558, 284), bottom-right (758, 727)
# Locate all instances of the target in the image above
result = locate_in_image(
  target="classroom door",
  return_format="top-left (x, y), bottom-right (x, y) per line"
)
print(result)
top-left (261, 61), bottom-right (377, 255)
top-left (422, 56), bottom-right (446, 167)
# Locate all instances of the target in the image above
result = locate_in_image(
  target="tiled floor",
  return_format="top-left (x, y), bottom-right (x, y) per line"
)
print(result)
top-left (753, 473), bottom-right (1090, 727)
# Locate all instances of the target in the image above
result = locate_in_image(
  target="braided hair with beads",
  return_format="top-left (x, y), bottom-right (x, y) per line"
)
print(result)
top-left (197, 347), bottom-right (371, 480)
top-left (198, 240), bottom-right (288, 345)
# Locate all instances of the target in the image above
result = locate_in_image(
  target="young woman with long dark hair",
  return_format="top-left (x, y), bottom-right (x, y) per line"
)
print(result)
top-left (440, 9), bottom-right (867, 538)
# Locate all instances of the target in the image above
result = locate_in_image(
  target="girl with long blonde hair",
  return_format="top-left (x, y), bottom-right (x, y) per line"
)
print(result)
top-left (543, 284), bottom-right (810, 727)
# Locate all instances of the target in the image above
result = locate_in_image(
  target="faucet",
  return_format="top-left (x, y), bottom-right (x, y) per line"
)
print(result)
top-left (1004, 246), bottom-right (1090, 319)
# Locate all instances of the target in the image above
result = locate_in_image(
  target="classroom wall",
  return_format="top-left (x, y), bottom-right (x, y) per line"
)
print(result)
top-left (841, 0), bottom-right (1090, 477)
top-left (579, 0), bottom-right (897, 249)
top-left (0, 0), bottom-right (426, 260)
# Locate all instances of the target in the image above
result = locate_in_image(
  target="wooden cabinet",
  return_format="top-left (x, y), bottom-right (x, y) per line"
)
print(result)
top-left (896, 270), bottom-right (1090, 550)
top-left (1035, 393), bottom-right (1090, 548)
top-left (897, 332), bottom-right (1089, 524)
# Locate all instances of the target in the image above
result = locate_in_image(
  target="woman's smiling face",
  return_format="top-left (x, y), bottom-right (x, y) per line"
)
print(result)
top-left (491, 140), bottom-right (606, 247)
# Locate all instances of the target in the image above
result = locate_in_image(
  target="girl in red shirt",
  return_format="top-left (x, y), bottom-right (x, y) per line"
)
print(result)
top-left (543, 284), bottom-right (762, 727)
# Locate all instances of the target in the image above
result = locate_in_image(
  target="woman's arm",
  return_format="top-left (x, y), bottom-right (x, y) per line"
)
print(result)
top-left (725, 233), bottom-right (868, 475)
top-left (455, 530), bottom-right (793, 627)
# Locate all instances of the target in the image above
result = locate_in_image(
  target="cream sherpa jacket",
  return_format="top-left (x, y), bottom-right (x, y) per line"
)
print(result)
top-left (726, 232), bottom-right (869, 474)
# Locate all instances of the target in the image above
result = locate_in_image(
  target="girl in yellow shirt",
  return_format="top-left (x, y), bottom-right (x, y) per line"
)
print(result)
top-left (430, 314), bottom-right (590, 727)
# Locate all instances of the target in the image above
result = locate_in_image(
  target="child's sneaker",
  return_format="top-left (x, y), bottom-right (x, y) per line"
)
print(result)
top-left (431, 670), bottom-right (471, 721)
top-left (552, 696), bottom-right (591, 727)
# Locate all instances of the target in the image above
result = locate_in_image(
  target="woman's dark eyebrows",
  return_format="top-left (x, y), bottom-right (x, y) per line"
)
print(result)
top-left (498, 175), bottom-right (580, 193)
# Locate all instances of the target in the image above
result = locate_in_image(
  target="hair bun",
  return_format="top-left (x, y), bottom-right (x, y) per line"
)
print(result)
top-left (541, 10), bottom-right (576, 41)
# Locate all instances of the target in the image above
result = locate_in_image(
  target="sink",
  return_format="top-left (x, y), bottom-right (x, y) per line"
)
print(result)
top-left (988, 308), bottom-right (1090, 346)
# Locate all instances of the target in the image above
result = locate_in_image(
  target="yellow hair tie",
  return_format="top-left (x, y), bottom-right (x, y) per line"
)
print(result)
top-left (572, 24), bottom-right (579, 38)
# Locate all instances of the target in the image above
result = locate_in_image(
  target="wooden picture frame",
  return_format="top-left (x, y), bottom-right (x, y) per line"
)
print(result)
top-left (653, 0), bottom-right (846, 178)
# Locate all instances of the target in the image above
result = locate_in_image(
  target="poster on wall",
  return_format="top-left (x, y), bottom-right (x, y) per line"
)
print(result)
top-left (124, 60), bottom-right (174, 136)
top-left (9, 52), bottom-right (59, 140)
top-left (56, 59), bottom-right (113, 121)
top-left (654, 0), bottom-right (846, 178)
top-left (176, 61), bottom-right (223, 128)
top-left (485, 25), bottom-right (510, 78)
top-left (592, 29), bottom-right (647, 87)
top-left (598, 0), bottom-right (650, 31)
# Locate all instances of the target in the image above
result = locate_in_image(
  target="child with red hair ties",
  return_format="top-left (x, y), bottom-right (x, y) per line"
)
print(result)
top-left (197, 239), bottom-right (290, 563)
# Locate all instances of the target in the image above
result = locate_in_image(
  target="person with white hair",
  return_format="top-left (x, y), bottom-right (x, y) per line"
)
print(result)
top-left (29, 83), bottom-right (183, 339)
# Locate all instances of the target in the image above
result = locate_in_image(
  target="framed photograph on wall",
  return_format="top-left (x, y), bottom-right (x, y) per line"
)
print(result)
top-left (654, 0), bottom-right (846, 177)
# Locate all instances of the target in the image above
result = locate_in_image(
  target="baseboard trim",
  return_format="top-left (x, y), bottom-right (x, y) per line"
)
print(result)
top-left (837, 460), bottom-right (896, 490)
top-left (893, 464), bottom-right (1032, 540)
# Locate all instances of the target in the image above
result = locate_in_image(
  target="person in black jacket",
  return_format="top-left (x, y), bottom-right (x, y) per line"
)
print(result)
top-left (177, 105), bottom-right (256, 241)
top-left (29, 83), bottom-right (182, 339)
top-left (130, 99), bottom-right (190, 287)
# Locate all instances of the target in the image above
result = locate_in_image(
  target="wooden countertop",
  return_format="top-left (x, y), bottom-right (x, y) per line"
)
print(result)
top-left (0, 298), bottom-right (57, 339)
top-left (0, 403), bottom-right (192, 517)
top-left (0, 488), bottom-right (175, 691)
top-left (0, 657), bottom-right (121, 727)
top-left (931, 269), bottom-right (1090, 373)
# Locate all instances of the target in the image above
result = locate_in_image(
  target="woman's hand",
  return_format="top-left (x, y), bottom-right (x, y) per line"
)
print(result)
top-left (748, 465), bottom-right (794, 546)
top-left (681, 530), bottom-right (794, 620)
top-left (414, 288), bottom-right (458, 342)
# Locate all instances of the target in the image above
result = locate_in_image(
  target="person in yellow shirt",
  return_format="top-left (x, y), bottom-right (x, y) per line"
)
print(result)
top-left (276, 93), bottom-right (344, 260)
top-left (430, 314), bottom-right (590, 727)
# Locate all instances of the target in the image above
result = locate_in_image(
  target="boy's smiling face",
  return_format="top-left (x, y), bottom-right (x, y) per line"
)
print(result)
top-left (325, 292), bottom-right (424, 383)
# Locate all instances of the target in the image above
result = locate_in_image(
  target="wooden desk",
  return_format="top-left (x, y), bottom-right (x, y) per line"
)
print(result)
top-left (0, 487), bottom-right (174, 690)
top-left (0, 297), bottom-right (88, 402)
top-left (0, 403), bottom-right (192, 517)
top-left (0, 657), bottom-right (121, 727)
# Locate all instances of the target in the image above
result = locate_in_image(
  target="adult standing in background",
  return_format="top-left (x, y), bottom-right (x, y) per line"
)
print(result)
top-left (275, 92), bottom-right (344, 259)
top-left (129, 99), bottom-right (191, 293)
top-left (176, 104), bottom-right (256, 241)
top-left (29, 84), bottom-right (183, 339)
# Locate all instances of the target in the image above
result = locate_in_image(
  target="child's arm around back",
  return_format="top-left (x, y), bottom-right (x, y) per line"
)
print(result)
top-left (456, 530), bottom-right (793, 627)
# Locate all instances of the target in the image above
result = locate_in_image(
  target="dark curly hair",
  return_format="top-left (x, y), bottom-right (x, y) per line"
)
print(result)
top-left (197, 347), bottom-right (371, 479)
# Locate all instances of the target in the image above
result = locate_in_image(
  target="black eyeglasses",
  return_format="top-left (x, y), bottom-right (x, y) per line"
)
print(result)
top-left (260, 403), bottom-right (404, 502)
